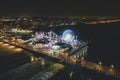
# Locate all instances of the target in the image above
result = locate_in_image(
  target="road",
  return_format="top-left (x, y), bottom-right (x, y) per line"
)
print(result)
top-left (0, 58), bottom-right (55, 80)
top-left (30, 63), bottom-right (64, 80)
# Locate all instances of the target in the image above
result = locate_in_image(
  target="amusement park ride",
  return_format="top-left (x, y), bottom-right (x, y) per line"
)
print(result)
top-left (26, 29), bottom-right (88, 59)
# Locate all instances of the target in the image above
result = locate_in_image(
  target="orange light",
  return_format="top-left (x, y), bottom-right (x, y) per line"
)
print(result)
top-left (14, 48), bottom-right (23, 52)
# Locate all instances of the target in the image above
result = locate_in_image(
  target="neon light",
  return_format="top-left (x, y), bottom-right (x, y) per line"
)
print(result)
top-left (62, 30), bottom-right (75, 42)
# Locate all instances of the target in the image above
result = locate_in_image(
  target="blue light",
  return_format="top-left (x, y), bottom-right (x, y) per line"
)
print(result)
top-left (62, 30), bottom-right (75, 42)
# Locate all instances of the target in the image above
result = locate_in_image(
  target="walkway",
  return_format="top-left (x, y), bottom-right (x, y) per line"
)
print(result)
top-left (1, 40), bottom-right (120, 79)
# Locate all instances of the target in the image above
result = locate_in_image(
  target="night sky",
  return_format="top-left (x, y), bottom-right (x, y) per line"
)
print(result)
top-left (0, 0), bottom-right (120, 16)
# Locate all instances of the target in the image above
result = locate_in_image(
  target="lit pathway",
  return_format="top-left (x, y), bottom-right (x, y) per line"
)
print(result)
top-left (80, 60), bottom-right (120, 79)
top-left (58, 51), bottom-right (120, 79)
top-left (30, 63), bottom-right (64, 80)
top-left (0, 59), bottom-right (53, 80)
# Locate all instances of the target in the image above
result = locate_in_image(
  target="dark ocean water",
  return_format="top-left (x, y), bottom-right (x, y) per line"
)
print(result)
top-left (52, 23), bottom-right (120, 69)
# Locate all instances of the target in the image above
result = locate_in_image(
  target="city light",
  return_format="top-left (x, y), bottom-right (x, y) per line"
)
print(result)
top-left (0, 16), bottom-right (119, 80)
top-left (30, 56), bottom-right (35, 61)
top-left (2, 44), bottom-right (10, 47)
top-left (111, 65), bottom-right (114, 68)
top-left (62, 30), bottom-right (75, 42)
top-left (81, 57), bottom-right (84, 60)
top-left (14, 48), bottom-right (23, 52)
top-left (99, 61), bottom-right (102, 65)
top-left (0, 42), bottom-right (4, 44)
top-left (3, 44), bottom-right (9, 46)
top-left (7, 45), bottom-right (15, 49)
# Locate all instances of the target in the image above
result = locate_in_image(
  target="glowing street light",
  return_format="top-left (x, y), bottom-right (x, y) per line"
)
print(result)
top-left (66, 53), bottom-right (68, 56)
top-left (81, 57), bottom-right (84, 60)
top-left (99, 61), bottom-right (102, 65)
top-left (41, 59), bottom-right (45, 66)
top-left (30, 56), bottom-right (35, 61)
top-left (74, 55), bottom-right (76, 58)
top-left (111, 65), bottom-right (114, 68)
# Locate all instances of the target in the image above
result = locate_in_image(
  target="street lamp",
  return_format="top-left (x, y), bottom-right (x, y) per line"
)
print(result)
top-left (66, 53), bottom-right (68, 56)
top-left (30, 56), bottom-right (35, 61)
top-left (81, 57), bottom-right (84, 60)
top-left (99, 61), bottom-right (102, 65)
top-left (111, 65), bottom-right (114, 68)
top-left (108, 65), bottom-right (115, 75)
top-left (74, 55), bottom-right (76, 58)
top-left (65, 53), bottom-right (68, 63)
